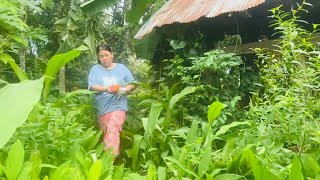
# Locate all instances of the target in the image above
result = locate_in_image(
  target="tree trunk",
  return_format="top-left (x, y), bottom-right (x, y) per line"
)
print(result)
top-left (123, 0), bottom-right (130, 57)
top-left (59, 66), bottom-right (66, 94)
top-left (111, 2), bottom-right (118, 25)
top-left (19, 47), bottom-right (26, 72)
top-left (20, 11), bottom-right (27, 72)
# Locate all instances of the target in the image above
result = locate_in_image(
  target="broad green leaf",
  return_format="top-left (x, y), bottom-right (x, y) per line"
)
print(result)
top-left (134, 31), bottom-right (160, 59)
top-left (138, 99), bottom-right (161, 107)
top-left (169, 86), bottom-right (197, 109)
top-left (18, 151), bottom-right (42, 180)
top-left (84, 33), bottom-right (95, 53)
top-left (147, 102), bottom-right (163, 136)
top-left (8, 60), bottom-right (29, 81)
top-left (17, 162), bottom-right (38, 180)
top-left (300, 153), bottom-right (320, 178)
top-left (0, 53), bottom-right (12, 64)
top-left (69, 5), bottom-right (81, 22)
top-left (81, 0), bottom-right (117, 16)
top-left (186, 121), bottom-right (198, 145)
top-left (157, 166), bottom-right (166, 180)
top-left (289, 157), bottom-right (303, 180)
top-left (0, 79), bottom-right (9, 85)
top-left (240, 149), bottom-right (281, 180)
top-left (169, 142), bottom-right (180, 159)
top-left (0, 162), bottom-right (3, 176)
top-left (86, 130), bottom-right (102, 151)
top-left (207, 101), bottom-right (224, 125)
top-left (43, 49), bottom-right (81, 97)
top-left (170, 40), bottom-right (187, 50)
top-left (54, 18), bottom-right (68, 25)
top-left (45, 50), bottom-right (81, 77)
top-left (0, 54), bottom-right (28, 81)
top-left (167, 127), bottom-right (189, 139)
top-left (124, 173), bottom-right (146, 180)
top-left (40, 164), bottom-right (58, 169)
top-left (198, 132), bottom-right (212, 177)
top-left (98, 151), bottom-right (114, 176)
top-left (142, 118), bottom-right (148, 133)
top-left (41, 0), bottom-right (53, 9)
top-left (177, 148), bottom-right (188, 177)
top-left (63, 89), bottom-right (93, 100)
top-left (147, 164), bottom-right (157, 180)
top-left (87, 160), bottom-right (101, 180)
top-left (56, 39), bottom-right (73, 54)
top-left (29, 151), bottom-right (42, 176)
top-left (0, 77), bottom-right (44, 148)
top-left (50, 161), bottom-right (82, 180)
top-left (214, 173), bottom-right (243, 180)
top-left (222, 139), bottom-right (235, 157)
top-left (165, 156), bottom-right (199, 178)
top-left (5, 140), bottom-right (24, 180)
top-left (112, 164), bottom-right (124, 179)
top-left (104, 176), bottom-right (112, 180)
top-left (0, 2), bottom-right (28, 31)
top-left (215, 121), bottom-right (251, 138)
top-left (76, 45), bottom-right (89, 51)
top-left (131, 135), bottom-right (143, 171)
top-left (125, 0), bottom-right (153, 24)
top-left (209, 169), bottom-right (224, 179)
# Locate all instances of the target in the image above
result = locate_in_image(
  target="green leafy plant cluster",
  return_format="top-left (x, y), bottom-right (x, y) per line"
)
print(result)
top-left (161, 49), bottom-right (255, 131)
top-left (122, 1), bottom-right (320, 179)
top-left (10, 93), bottom-right (97, 165)
top-left (246, 0), bottom-right (320, 153)
top-left (227, 1), bottom-right (320, 178)
top-left (1, 0), bottom-right (320, 179)
top-left (0, 139), bottom-right (158, 179)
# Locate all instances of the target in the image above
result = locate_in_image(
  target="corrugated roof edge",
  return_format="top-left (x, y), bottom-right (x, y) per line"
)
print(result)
top-left (134, 0), bottom-right (266, 40)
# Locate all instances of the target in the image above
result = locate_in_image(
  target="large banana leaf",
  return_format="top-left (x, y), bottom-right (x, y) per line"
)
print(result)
top-left (125, 0), bottom-right (154, 24)
top-left (43, 49), bottom-right (81, 97)
top-left (134, 31), bottom-right (160, 59)
top-left (80, 0), bottom-right (117, 16)
top-left (41, 0), bottom-right (53, 9)
top-left (0, 77), bottom-right (44, 148)
top-left (133, 0), bottom-right (166, 59)
top-left (0, 54), bottom-right (28, 81)
top-left (0, 1), bottom-right (28, 31)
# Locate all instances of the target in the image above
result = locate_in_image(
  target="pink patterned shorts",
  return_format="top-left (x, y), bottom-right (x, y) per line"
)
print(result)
top-left (98, 110), bottom-right (126, 156)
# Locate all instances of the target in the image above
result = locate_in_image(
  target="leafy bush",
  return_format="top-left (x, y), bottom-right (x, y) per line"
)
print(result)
top-left (231, 1), bottom-right (320, 178)
top-left (9, 92), bottom-right (98, 165)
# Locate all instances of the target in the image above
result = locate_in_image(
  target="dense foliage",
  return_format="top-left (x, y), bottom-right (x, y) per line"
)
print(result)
top-left (1, 0), bottom-right (320, 179)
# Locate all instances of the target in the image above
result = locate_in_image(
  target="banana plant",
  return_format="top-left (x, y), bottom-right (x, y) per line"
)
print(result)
top-left (0, 48), bottom-right (83, 148)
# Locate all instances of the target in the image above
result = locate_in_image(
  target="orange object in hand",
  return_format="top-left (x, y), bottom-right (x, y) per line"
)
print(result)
top-left (109, 84), bottom-right (121, 92)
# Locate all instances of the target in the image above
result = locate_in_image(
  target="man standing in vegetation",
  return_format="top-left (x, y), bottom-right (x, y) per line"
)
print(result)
top-left (88, 44), bottom-right (136, 156)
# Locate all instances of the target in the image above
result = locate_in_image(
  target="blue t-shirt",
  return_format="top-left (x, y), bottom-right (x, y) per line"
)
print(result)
top-left (88, 63), bottom-right (135, 116)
